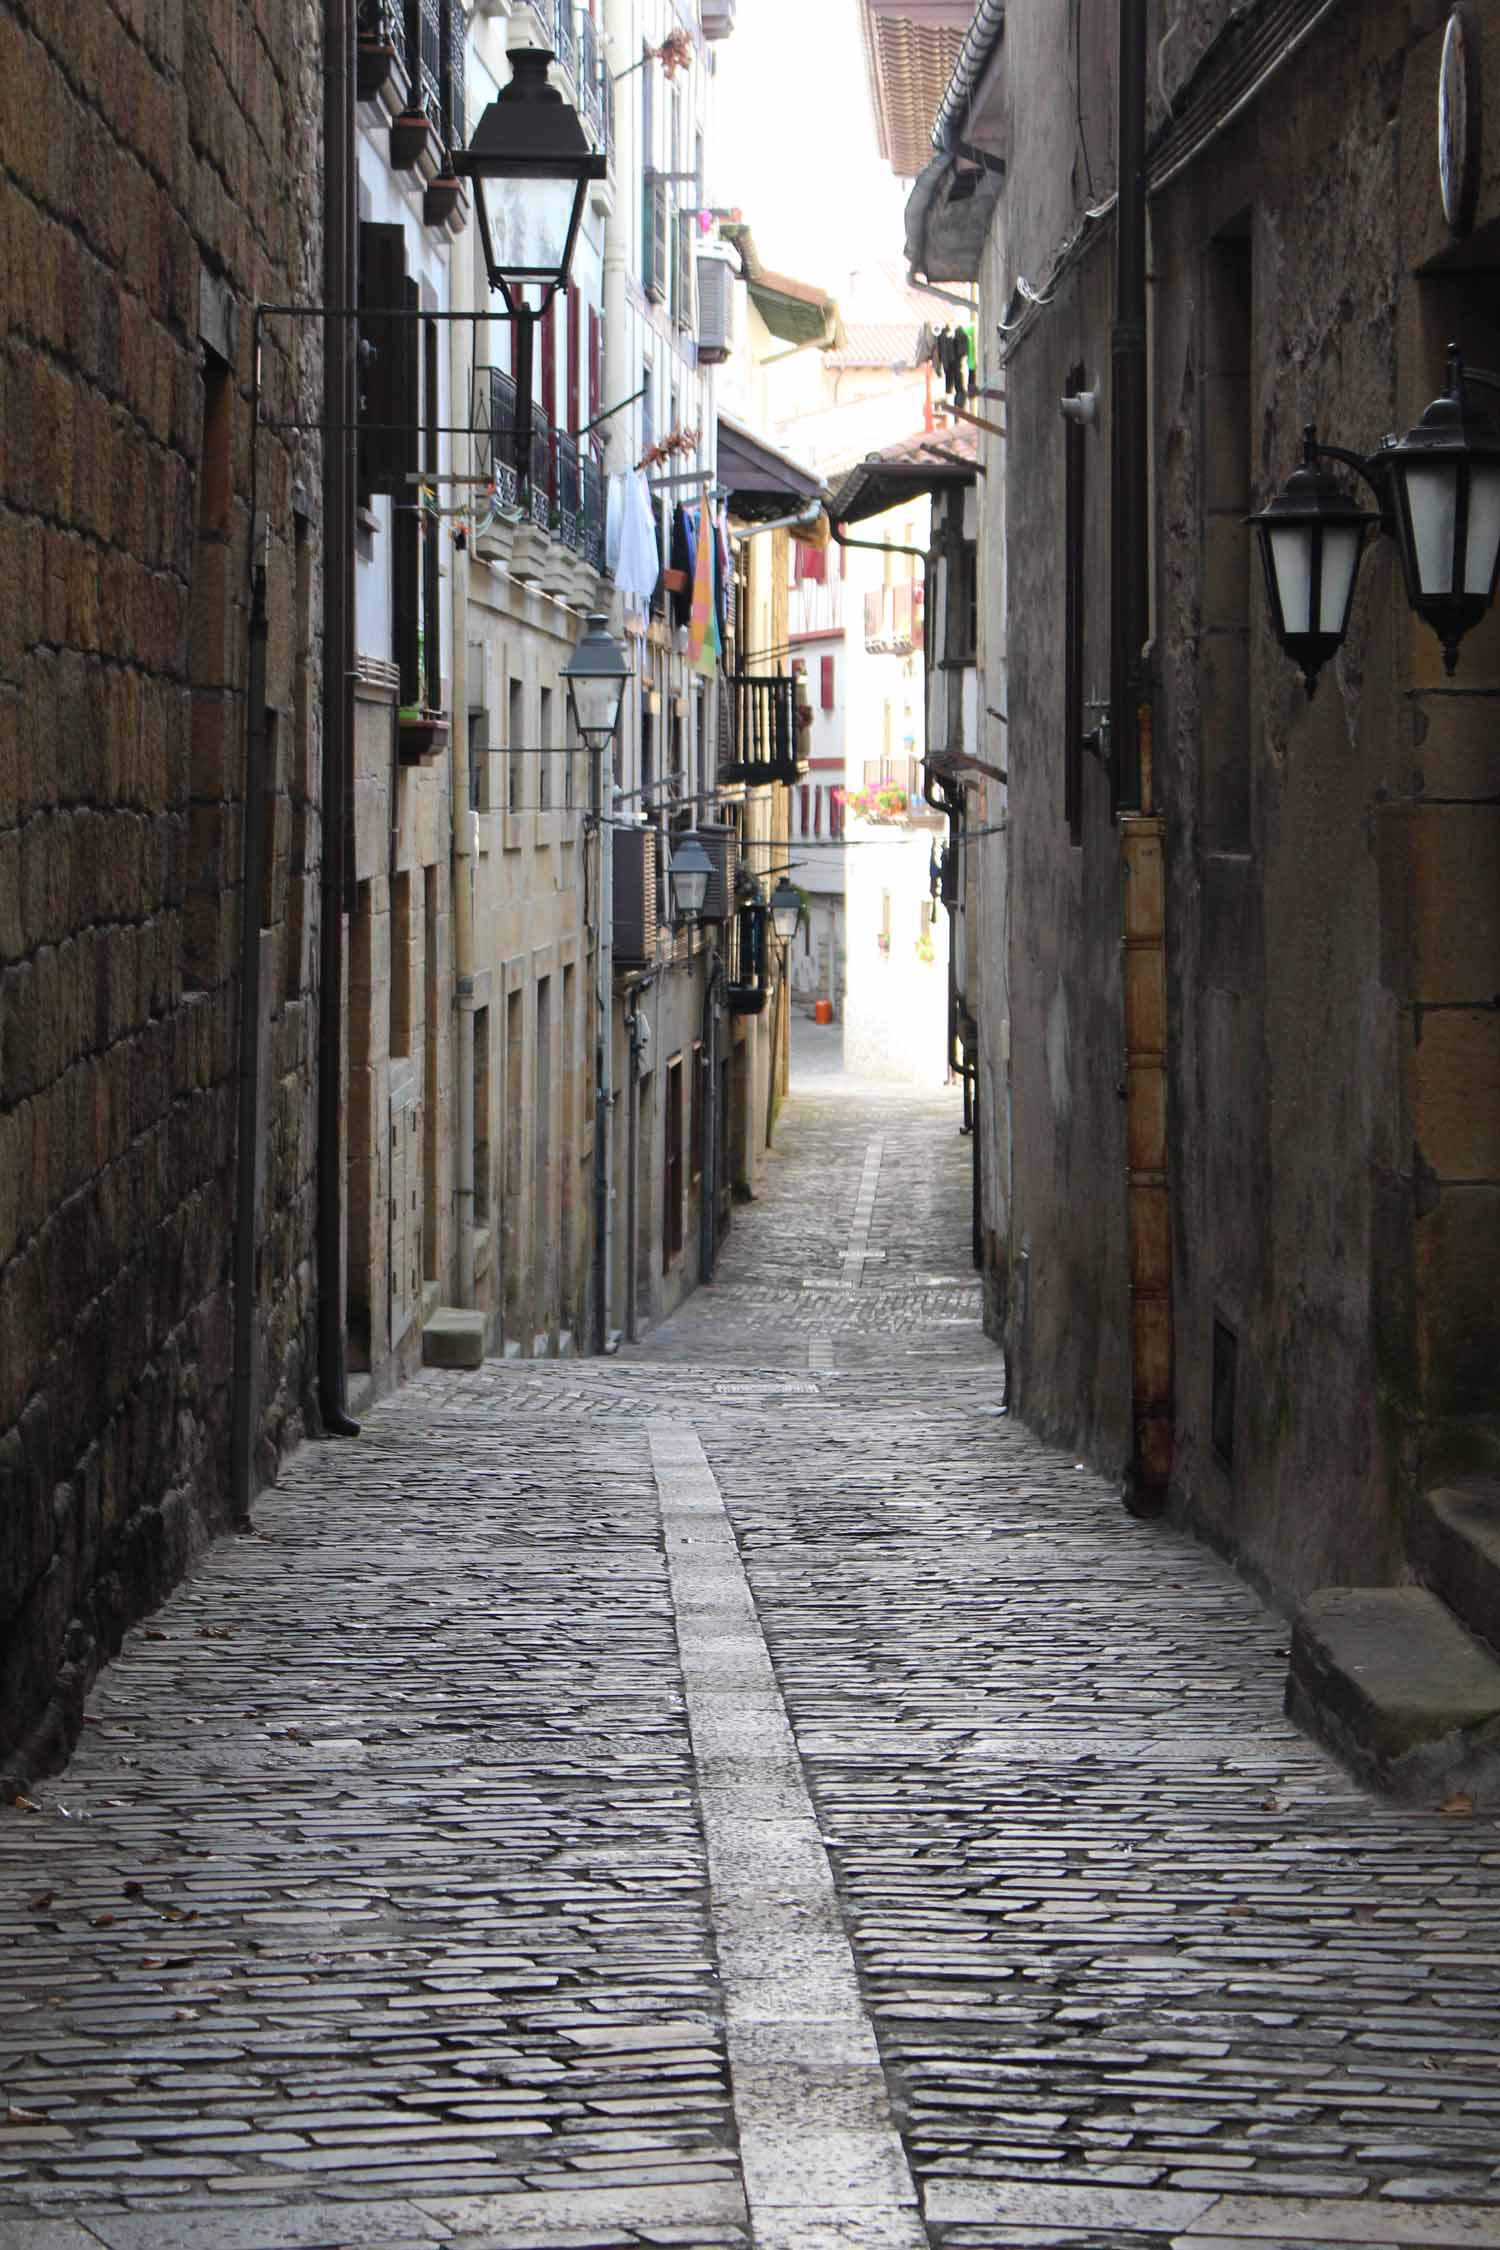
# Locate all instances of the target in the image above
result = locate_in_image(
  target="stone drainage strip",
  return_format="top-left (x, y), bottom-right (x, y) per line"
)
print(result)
top-left (649, 1416), bottom-right (928, 2250)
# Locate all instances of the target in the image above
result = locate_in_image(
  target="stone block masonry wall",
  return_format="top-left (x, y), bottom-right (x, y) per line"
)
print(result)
top-left (0, 0), bottom-right (325, 1778)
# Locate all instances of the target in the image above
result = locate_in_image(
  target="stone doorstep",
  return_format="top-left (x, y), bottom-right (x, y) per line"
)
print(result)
top-left (1416, 1478), bottom-right (1500, 1656)
top-left (1287, 1584), bottom-right (1500, 1799)
top-left (420, 1308), bottom-right (486, 1371)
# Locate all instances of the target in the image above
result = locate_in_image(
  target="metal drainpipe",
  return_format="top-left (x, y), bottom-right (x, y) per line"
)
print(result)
top-left (1115, 0), bottom-right (1173, 1512)
top-left (591, 756), bottom-right (614, 1353)
top-left (624, 1000), bottom-right (642, 1343)
top-left (316, 0), bottom-right (359, 1439)
top-left (230, 554), bottom-right (270, 1523)
top-left (697, 947), bottom-right (723, 1282)
top-left (449, 303), bottom-right (475, 1313)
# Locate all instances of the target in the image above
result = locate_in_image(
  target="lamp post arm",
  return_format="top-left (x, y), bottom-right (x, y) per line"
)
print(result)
top-left (1302, 429), bottom-right (1394, 528)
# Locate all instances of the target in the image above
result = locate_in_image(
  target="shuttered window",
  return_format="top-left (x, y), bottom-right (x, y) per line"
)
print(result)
top-left (820, 655), bottom-right (835, 709)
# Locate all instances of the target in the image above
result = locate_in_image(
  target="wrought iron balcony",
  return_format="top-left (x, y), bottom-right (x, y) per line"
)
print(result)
top-left (577, 8), bottom-right (604, 140)
top-left (580, 456), bottom-right (605, 571)
top-left (551, 0), bottom-right (576, 82)
top-left (555, 431), bottom-right (581, 551)
top-left (529, 411), bottom-right (553, 531)
top-left (357, 0), bottom-right (407, 78)
top-left (480, 370), bottom-right (608, 571)
top-left (721, 674), bottom-right (805, 786)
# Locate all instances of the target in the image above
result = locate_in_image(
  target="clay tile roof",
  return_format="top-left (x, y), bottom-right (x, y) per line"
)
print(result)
top-left (856, 0), bottom-right (974, 179)
top-left (823, 323), bottom-right (922, 370)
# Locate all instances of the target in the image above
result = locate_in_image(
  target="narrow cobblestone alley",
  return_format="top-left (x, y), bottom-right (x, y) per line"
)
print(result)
top-left (3, 1031), bottom-right (1499, 2250)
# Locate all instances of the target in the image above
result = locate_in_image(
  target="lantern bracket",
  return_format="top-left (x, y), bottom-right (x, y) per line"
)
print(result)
top-left (1300, 427), bottom-right (1395, 534)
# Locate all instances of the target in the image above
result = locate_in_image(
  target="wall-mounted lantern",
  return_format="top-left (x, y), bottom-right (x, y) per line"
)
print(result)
top-left (1250, 346), bottom-right (1500, 691)
top-left (668, 834), bottom-right (714, 923)
top-left (561, 613), bottom-right (631, 749)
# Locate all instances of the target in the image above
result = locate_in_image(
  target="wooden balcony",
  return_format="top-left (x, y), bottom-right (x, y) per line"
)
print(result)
top-left (720, 673), bottom-right (805, 787)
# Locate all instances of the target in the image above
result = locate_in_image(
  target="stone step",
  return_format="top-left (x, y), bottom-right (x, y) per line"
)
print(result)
top-left (1287, 1584), bottom-right (1500, 1802)
top-left (1414, 1476), bottom-right (1500, 1656)
top-left (421, 1307), bottom-right (486, 1370)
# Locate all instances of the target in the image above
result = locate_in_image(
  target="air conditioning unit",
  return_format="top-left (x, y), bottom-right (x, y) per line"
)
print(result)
top-left (696, 247), bottom-right (735, 364)
top-left (700, 0), bottom-right (734, 37)
top-left (613, 824), bottom-right (659, 967)
top-left (691, 824), bottom-right (737, 921)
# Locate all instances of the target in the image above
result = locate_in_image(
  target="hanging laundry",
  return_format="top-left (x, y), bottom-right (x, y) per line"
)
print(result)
top-left (688, 488), bottom-right (720, 679)
top-left (614, 469), bottom-right (661, 608)
top-left (670, 503), bottom-right (696, 630)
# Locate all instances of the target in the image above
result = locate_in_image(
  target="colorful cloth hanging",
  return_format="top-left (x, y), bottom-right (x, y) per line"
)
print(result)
top-left (688, 487), bottom-right (721, 678)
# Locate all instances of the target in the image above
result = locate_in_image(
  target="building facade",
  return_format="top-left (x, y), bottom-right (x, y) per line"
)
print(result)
top-left (907, 0), bottom-right (1500, 1640)
top-left (1, 0), bottom-right (326, 1774)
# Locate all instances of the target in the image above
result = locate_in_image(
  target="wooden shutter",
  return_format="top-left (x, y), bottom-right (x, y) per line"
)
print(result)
top-left (540, 295), bottom-right (556, 427)
top-left (567, 283), bottom-right (581, 436)
top-left (394, 273), bottom-right (421, 708)
top-left (358, 221), bottom-right (411, 499)
top-left (820, 655), bottom-right (834, 709)
top-left (422, 314), bottom-right (440, 712)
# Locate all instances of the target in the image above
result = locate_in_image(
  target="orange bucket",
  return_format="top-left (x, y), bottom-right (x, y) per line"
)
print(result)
top-left (814, 999), bottom-right (834, 1026)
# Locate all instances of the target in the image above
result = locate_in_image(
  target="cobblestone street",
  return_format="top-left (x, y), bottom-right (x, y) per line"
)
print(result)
top-left (3, 1026), bottom-right (1499, 2250)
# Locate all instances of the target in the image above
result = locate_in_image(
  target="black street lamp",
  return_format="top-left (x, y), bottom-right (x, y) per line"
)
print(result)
top-left (768, 875), bottom-right (803, 947)
top-left (669, 834), bottom-right (714, 923)
top-left (1379, 346), bottom-right (1500, 676)
top-left (562, 613), bottom-right (631, 750)
top-left (1247, 429), bottom-right (1380, 696)
top-left (452, 30), bottom-right (606, 497)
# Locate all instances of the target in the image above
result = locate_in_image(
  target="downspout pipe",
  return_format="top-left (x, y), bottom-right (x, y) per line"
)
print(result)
top-left (698, 948), bottom-right (724, 1282)
top-left (591, 758), bottom-right (614, 1353)
top-left (317, 0), bottom-right (360, 1437)
top-left (1111, 0), bottom-right (1150, 814)
top-left (230, 555), bottom-right (270, 1522)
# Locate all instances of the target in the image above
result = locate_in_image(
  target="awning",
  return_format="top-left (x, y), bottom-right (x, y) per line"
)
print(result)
top-left (719, 222), bottom-right (843, 350)
top-left (828, 420), bottom-right (979, 527)
top-left (718, 414), bottom-right (828, 523)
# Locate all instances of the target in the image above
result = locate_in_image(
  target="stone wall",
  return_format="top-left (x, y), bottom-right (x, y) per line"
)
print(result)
top-left (0, 0), bottom-right (323, 1777)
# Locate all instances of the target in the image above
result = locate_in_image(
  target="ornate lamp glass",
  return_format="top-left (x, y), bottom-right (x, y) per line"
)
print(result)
top-left (1379, 346), bottom-right (1500, 676)
top-left (1247, 430), bottom-right (1377, 695)
top-left (561, 614), bottom-right (631, 749)
top-left (768, 876), bottom-right (803, 946)
top-left (451, 34), bottom-right (605, 308)
top-left (669, 835), bottom-right (714, 924)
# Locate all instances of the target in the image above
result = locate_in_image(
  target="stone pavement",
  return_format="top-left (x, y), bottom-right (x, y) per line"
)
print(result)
top-left (2, 1023), bottom-right (1500, 2250)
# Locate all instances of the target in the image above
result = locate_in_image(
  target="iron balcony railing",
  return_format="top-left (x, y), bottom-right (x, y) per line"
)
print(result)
top-left (577, 8), bottom-right (604, 139)
top-left (580, 456), bottom-right (605, 571)
top-left (483, 369), bottom-right (607, 567)
top-left (721, 674), bottom-right (804, 786)
top-left (412, 0), bottom-right (442, 128)
top-left (357, 0), bottom-right (407, 77)
top-left (552, 0), bottom-right (576, 81)
top-left (529, 411), bottom-right (553, 531)
top-left (555, 430), bottom-right (581, 551)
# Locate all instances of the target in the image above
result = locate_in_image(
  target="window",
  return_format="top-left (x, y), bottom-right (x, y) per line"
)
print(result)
top-left (829, 790), bottom-right (843, 841)
top-left (948, 539), bottom-right (977, 664)
top-left (508, 677), bottom-right (524, 812)
top-left (539, 683), bottom-right (553, 811)
top-left (473, 1005), bottom-right (491, 1225)
top-left (820, 655), bottom-right (835, 709)
top-left (391, 872), bottom-right (412, 1057)
top-left (1201, 221), bottom-right (1253, 855)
